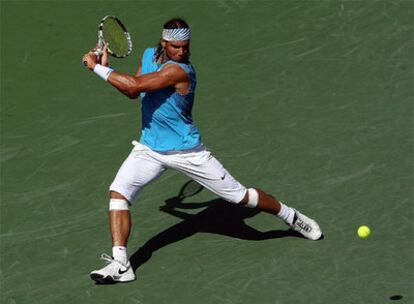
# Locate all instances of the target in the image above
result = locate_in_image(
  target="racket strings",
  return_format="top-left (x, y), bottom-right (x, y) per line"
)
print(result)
top-left (102, 18), bottom-right (129, 57)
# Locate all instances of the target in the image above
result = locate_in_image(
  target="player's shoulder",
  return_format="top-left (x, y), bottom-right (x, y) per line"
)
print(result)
top-left (157, 63), bottom-right (190, 83)
top-left (163, 61), bottom-right (194, 75)
top-left (161, 62), bottom-right (188, 74)
top-left (142, 47), bottom-right (156, 58)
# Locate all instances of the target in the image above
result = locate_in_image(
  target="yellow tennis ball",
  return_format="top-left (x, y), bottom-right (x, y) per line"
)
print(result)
top-left (358, 225), bottom-right (371, 238)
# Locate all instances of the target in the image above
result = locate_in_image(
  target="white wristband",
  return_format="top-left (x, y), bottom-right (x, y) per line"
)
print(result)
top-left (93, 64), bottom-right (114, 81)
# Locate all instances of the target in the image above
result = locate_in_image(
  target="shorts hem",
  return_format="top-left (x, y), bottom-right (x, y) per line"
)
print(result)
top-left (109, 185), bottom-right (135, 203)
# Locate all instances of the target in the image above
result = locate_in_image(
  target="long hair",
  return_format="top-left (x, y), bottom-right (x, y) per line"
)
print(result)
top-left (154, 18), bottom-right (190, 63)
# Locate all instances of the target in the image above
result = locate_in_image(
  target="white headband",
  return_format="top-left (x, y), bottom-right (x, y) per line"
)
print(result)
top-left (162, 28), bottom-right (191, 41)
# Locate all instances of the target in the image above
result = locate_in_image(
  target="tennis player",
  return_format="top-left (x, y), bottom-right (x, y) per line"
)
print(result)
top-left (82, 18), bottom-right (322, 284)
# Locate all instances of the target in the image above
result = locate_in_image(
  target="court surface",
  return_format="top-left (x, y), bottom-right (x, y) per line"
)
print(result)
top-left (1, 1), bottom-right (412, 303)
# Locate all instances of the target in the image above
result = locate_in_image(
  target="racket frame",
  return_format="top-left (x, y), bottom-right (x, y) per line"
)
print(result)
top-left (96, 15), bottom-right (133, 58)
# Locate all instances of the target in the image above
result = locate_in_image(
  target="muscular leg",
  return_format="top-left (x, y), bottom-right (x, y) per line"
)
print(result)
top-left (239, 187), bottom-right (322, 240)
top-left (90, 143), bottom-right (167, 283)
top-left (89, 190), bottom-right (135, 283)
top-left (165, 150), bottom-right (321, 240)
top-left (239, 188), bottom-right (281, 215)
top-left (109, 191), bottom-right (131, 247)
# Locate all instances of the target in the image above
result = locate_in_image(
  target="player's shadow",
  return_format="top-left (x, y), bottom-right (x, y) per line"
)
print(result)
top-left (130, 195), bottom-right (302, 272)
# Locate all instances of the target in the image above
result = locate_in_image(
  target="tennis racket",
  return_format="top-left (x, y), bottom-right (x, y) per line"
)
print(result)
top-left (95, 15), bottom-right (133, 58)
top-left (84, 16), bottom-right (133, 66)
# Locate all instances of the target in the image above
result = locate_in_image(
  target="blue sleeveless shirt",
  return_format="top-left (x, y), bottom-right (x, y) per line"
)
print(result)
top-left (139, 48), bottom-right (201, 152)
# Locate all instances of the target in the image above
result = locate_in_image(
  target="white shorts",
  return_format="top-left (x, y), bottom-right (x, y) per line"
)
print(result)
top-left (109, 141), bottom-right (247, 204)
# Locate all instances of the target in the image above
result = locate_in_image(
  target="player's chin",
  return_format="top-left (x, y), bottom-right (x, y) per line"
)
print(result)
top-left (175, 56), bottom-right (186, 62)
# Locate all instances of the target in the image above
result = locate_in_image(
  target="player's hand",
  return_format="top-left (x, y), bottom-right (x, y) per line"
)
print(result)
top-left (100, 43), bottom-right (110, 67)
top-left (82, 51), bottom-right (98, 70)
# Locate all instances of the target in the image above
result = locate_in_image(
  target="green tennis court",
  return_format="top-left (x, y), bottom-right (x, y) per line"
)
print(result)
top-left (1, 1), bottom-right (412, 303)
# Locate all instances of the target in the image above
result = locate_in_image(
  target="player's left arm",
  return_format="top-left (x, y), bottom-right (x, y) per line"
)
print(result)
top-left (107, 64), bottom-right (187, 99)
top-left (82, 47), bottom-right (188, 99)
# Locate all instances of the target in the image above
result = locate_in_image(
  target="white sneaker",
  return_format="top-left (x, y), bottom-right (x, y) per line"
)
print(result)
top-left (289, 209), bottom-right (322, 241)
top-left (90, 253), bottom-right (136, 283)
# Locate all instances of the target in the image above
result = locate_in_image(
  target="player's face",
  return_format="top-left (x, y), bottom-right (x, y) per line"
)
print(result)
top-left (163, 40), bottom-right (190, 62)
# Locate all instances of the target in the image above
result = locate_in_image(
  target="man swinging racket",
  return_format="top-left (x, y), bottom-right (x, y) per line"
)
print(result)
top-left (82, 17), bottom-right (322, 284)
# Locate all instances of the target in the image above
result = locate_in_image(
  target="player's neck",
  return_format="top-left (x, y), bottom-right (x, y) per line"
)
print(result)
top-left (158, 52), bottom-right (170, 64)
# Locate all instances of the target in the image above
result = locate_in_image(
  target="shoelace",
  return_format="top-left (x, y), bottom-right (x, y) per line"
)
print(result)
top-left (296, 219), bottom-right (312, 232)
top-left (100, 253), bottom-right (129, 270)
top-left (292, 212), bottom-right (312, 232)
top-left (100, 253), bottom-right (114, 264)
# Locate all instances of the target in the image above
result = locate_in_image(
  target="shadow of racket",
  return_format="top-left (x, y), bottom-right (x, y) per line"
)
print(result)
top-left (176, 180), bottom-right (204, 201)
top-left (159, 180), bottom-right (205, 211)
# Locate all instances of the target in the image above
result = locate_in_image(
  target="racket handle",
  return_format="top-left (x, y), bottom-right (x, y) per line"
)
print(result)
top-left (83, 50), bottom-right (101, 67)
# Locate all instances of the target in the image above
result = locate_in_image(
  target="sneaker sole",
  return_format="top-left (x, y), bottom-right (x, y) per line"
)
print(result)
top-left (90, 273), bottom-right (135, 284)
top-left (90, 273), bottom-right (116, 284)
top-left (288, 228), bottom-right (324, 241)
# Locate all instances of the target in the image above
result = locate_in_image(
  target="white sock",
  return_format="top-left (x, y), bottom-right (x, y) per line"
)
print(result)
top-left (277, 202), bottom-right (295, 225)
top-left (112, 246), bottom-right (128, 265)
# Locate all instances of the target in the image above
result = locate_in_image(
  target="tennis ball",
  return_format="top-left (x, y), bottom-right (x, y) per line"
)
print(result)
top-left (357, 225), bottom-right (371, 238)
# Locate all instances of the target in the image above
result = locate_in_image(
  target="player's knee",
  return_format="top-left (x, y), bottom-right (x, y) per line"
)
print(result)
top-left (109, 191), bottom-right (130, 210)
top-left (109, 191), bottom-right (127, 200)
top-left (240, 188), bottom-right (259, 208)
